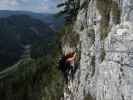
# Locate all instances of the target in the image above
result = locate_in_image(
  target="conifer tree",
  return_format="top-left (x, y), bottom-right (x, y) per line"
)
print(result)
top-left (57, 0), bottom-right (80, 24)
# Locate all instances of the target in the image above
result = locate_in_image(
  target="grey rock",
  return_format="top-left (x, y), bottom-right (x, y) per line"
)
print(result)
top-left (62, 0), bottom-right (133, 100)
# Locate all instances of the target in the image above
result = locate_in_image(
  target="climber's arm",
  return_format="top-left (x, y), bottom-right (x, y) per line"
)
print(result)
top-left (66, 53), bottom-right (76, 62)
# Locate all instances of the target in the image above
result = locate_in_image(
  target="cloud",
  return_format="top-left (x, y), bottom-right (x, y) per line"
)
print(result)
top-left (33, 0), bottom-right (58, 13)
top-left (0, 0), bottom-right (60, 13)
top-left (1, 0), bottom-right (19, 6)
top-left (19, 0), bottom-right (31, 4)
top-left (35, 3), bottom-right (49, 13)
top-left (0, 0), bottom-right (19, 10)
top-left (43, 0), bottom-right (48, 2)
top-left (20, 0), bottom-right (29, 2)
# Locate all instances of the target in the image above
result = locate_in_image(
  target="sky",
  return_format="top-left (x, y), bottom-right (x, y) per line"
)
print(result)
top-left (0, 0), bottom-right (62, 13)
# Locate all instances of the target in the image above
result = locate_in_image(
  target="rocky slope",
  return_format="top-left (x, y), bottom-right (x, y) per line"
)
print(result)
top-left (61, 0), bottom-right (133, 100)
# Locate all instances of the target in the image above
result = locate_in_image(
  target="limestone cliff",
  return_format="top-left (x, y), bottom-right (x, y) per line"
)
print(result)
top-left (61, 0), bottom-right (133, 100)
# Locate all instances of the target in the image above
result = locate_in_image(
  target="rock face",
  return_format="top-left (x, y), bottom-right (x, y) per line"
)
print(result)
top-left (61, 0), bottom-right (133, 100)
top-left (97, 21), bottom-right (133, 100)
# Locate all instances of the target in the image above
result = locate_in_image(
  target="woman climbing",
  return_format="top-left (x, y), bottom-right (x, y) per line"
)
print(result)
top-left (59, 52), bottom-right (77, 83)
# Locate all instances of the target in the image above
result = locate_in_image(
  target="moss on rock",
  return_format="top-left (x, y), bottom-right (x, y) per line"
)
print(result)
top-left (96, 0), bottom-right (121, 40)
top-left (96, 0), bottom-right (111, 40)
top-left (111, 1), bottom-right (121, 24)
top-left (84, 93), bottom-right (94, 100)
top-left (57, 24), bottom-right (80, 48)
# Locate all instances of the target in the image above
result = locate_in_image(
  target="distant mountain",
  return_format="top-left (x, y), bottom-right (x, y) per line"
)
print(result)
top-left (0, 10), bottom-right (64, 31)
top-left (0, 15), bottom-right (55, 68)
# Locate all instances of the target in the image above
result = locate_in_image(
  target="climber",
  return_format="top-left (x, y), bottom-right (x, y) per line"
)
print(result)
top-left (65, 52), bottom-right (76, 66)
top-left (59, 52), bottom-right (77, 83)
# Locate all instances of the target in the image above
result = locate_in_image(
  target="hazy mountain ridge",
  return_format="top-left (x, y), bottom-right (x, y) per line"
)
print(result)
top-left (0, 10), bottom-right (64, 31)
top-left (0, 14), bottom-right (55, 69)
